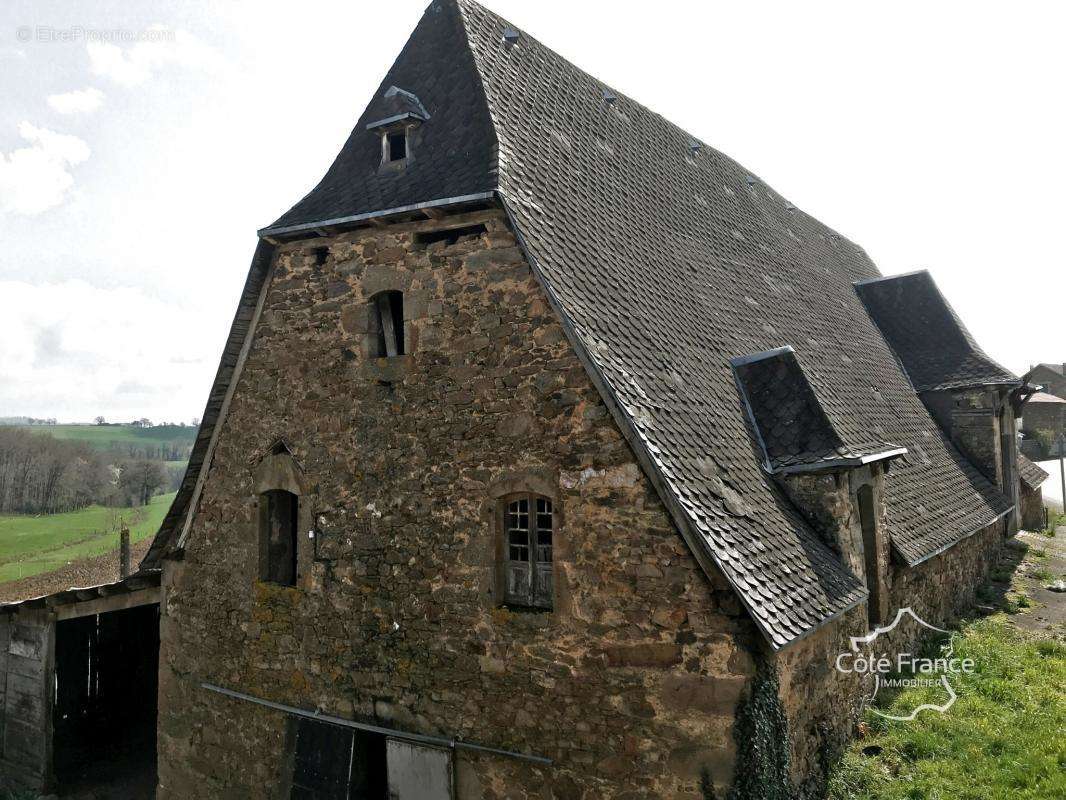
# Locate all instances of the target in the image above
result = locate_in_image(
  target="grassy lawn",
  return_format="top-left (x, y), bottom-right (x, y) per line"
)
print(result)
top-left (829, 599), bottom-right (1065, 799)
top-left (0, 492), bottom-right (175, 583)
top-left (8, 423), bottom-right (197, 449)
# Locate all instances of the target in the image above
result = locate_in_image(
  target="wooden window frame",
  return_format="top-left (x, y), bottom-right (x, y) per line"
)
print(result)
top-left (499, 492), bottom-right (554, 611)
top-left (368, 290), bottom-right (405, 358)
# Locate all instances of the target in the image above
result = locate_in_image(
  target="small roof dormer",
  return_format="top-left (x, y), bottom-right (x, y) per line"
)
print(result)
top-left (365, 86), bottom-right (430, 132)
top-left (731, 346), bottom-right (906, 475)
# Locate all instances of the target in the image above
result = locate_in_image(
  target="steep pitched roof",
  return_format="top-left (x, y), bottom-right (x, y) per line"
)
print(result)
top-left (153, 0), bottom-right (1013, 648)
top-left (262, 0), bottom-right (497, 236)
top-left (854, 270), bottom-right (1018, 392)
top-left (1017, 455), bottom-right (1049, 492)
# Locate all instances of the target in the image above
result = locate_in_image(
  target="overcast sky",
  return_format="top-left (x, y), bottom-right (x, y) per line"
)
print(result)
top-left (1, 0), bottom-right (1063, 423)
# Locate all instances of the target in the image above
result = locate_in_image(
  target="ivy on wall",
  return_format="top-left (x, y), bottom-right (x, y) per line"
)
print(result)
top-left (728, 657), bottom-right (794, 800)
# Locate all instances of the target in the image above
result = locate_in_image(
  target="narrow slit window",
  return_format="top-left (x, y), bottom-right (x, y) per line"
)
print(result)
top-left (386, 131), bottom-right (407, 162)
top-left (369, 291), bottom-right (404, 357)
top-left (262, 490), bottom-right (298, 586)
top-left (503, 494), bottom-right (553, 610)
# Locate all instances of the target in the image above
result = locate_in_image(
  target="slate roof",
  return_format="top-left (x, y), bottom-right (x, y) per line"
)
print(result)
top-left (154, 0), bottom-right (1015, 648)
top-left (1027, 391), bottom-right (1066, 405)
top-left (262, 0), bottom-right (497, 236)
top-left (733, 347), bottom-right (905, 474)
top-left (854, 270), bottom-right (1018, 392)
top-left (1017, 455), bottom-right (1049, 492)
top-left (1033, 363), bottom-right (1065, 376)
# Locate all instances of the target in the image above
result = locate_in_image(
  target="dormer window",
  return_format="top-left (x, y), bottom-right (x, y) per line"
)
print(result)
top-left (365, 86), bottom-right (429, 168)
top-left (386, 130), bottom-right (407, 162)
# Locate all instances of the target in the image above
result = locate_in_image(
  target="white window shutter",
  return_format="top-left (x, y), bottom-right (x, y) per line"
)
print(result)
top-left (385, 739), bottom-right (452, 800)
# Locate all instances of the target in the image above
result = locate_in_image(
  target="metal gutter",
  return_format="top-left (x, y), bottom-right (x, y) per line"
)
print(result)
top-left (258, 192), bottom-right (497, 239)
top-left (202, 683), bottom-right (552, 766)
top-left (776, 447), bottom-right (909, 476)
top-left (366, 112), bottom-right (426, 130)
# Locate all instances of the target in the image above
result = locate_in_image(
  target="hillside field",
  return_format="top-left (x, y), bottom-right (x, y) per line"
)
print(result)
top-left (0, 492), bottom-right (175, 583)
top-left (9, 423), bottom-right (198, 449)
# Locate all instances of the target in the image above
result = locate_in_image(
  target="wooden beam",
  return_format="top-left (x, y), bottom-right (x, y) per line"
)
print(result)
top-left (421, 207), bottom-right (446, 219)
top-left (55, 587), bottom-right (161, 621)
top-left (283, 207), bottom-right (508, 252)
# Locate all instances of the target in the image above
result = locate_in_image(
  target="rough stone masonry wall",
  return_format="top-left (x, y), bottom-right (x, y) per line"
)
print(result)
top-left (1019, 483), bottom-right (1046, 531)
top-left (776, 514), bottom-right (1006, 797)
top-left (156, 209), bottom-right (758, 800)
top-left (1023, 401), bottom-right (1065, 438)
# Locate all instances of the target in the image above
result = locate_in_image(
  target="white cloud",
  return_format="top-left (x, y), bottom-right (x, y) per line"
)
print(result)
top-left (0, 122), bottom-right (90, 215)
top-left (0, 280), bottom-right (219, 422)
top-left (88, 27), bottom-right (224, 87)
top-left (47, 87), bottom-right (105, 115)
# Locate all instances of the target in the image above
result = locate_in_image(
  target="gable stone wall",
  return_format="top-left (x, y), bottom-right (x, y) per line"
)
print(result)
top-left (155, 209), bottom-right (759, 800)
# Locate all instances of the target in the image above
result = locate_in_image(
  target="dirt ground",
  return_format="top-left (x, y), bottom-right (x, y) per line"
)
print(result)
top-left (0, 538), bottom-right (153, 604)
top-left (1008, 526), bottom-right (1066, 635)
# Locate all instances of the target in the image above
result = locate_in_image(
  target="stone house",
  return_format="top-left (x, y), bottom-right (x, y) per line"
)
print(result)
top-left (1021, 391), bottom-right (1066, 440)
top-left (1028, 363), bottom-right (1066, 400)
top-left (140, 1), bottom-right (1029, 797)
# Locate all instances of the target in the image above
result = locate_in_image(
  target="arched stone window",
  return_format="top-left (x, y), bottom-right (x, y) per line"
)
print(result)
top-left (500, 493), bottom-right (554, 610)
top-left (255, 443), bottom-right (305, 587)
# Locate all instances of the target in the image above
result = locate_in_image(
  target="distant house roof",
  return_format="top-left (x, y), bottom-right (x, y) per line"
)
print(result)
top-left (1028, 391), bottom-right (1066, 404)
top-left (1032, 363), bottom-right (1065, 376)
top-left (152, 0), bottom-right (1014, 649)
top-left (854, 270), bottom-right (1018, 392)
top-left (1018, 455), bottom-right (1050, 491)
top-left (733, 347), bottom-right (905, 474)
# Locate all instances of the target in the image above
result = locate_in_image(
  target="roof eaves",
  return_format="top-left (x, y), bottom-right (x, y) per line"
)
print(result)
top-left (897, 505), bottom-right (1015, 566)
top-left (258, 192), bottom-right (497, 239)
top-left (776, 447), bottom-right (909, 476)
top-left (365, 111), bottom-right (428, 130)
top-left (852, 268), bottom-right (931, 287)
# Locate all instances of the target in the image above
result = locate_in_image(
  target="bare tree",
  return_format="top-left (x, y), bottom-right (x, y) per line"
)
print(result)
top-left (118, 459), bottom-right (167, 506)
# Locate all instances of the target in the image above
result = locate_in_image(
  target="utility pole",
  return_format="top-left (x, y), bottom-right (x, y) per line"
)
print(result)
top-left (1059, 433), bottom-right (1065, 521)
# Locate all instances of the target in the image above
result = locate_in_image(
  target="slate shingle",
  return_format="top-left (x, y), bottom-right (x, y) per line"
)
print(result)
top-left (1018, 455), bottom-right (1049, 492)
top-left (733, 347), bottom-right (905, 474)
top-left (854, 270), bottom-right (1018, 392)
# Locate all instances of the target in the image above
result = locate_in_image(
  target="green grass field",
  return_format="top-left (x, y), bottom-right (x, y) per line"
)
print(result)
top-left (0, 492), bottom-right (175, 583)
top-left (828, 618), bottom-right (1066, 800)
top-left (10, 423), bottom-right (197, 449)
